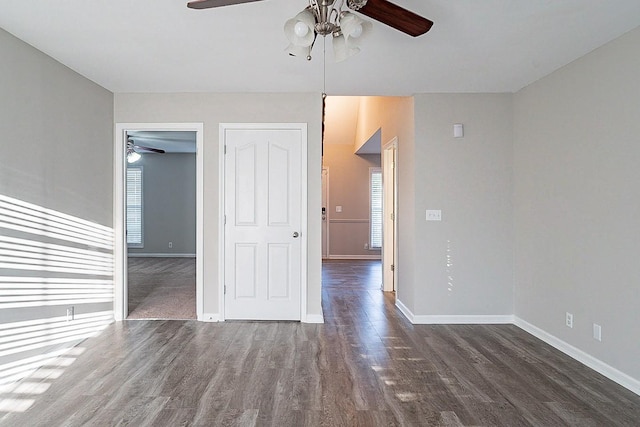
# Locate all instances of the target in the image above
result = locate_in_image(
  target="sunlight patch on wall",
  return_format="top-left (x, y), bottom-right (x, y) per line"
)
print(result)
top-left (0, 194), bottom-right (114, 410)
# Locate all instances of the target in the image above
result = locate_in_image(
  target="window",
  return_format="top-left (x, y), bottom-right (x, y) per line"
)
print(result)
top-left (370, 167), bottom-right (383, 249)
top-left (126, 167), bottom-right (143, 248)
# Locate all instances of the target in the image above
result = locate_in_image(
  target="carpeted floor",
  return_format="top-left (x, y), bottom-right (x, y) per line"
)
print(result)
top-left (127, 257), bottom-right (196, 320)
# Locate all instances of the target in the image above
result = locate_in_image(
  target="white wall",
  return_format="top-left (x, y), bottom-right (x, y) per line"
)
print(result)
top-left (114, 93), bottom-right (323, 319)
top-left (403, 94), bottom-right (514, 320)
top-left (514, 26), bottom-right (640, 381)
top-left (0, 28), bottom-right (114, 380)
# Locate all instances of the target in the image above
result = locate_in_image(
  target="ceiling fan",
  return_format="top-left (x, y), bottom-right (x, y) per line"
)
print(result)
top-left (187, 0), bottom-right (433, 61)
top-left (127, 137), bottom-right (165, 163)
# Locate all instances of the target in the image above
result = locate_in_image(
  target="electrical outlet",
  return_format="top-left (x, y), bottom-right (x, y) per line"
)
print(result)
top-left (168, 241), bottom-right (173, 248)
top-left (426, 210), bottom-right (442, 221)
top-left (364, 243), bottom-right (369, 250)
top-left (593, 323), bottom-right (602, 341)
top-left (66, 306), bottom-right (74, 321)
top-left (565, 312), bottom-right (573, 328)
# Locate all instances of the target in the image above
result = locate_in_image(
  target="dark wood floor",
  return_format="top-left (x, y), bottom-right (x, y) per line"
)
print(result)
top-left (1, 260), bottom-right (639, 426)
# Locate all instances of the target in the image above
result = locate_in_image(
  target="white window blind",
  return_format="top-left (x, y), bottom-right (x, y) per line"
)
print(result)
top-left (370, 168), bottom-right (383, 249)
top-left (126, 167), bottom-right (143, 247)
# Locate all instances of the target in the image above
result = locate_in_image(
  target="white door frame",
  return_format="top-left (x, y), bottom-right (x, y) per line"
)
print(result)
top-left (382, 138), bottom-right (398, 292)
top-left (114, 123), bottom-right (204, 321)
top-left (321, 167), bottom-right (330, 259)
top-left (218, 123), bottom-right (308, 321)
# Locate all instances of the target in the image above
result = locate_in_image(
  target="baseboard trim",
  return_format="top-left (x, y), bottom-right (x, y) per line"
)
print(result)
top-left (128, 253), bottom-right (196, 258)
top-left (394, 305), bottom-right (639, 395)
top-left (303, 313), bottom-right (325, 324)
top-left (412, 314), bottom-right (515, 324)
top-left (514, 317), bottom-right (640, 396)
top-left (327, 255), bottom-right (381, 260)
top-left (395, 301), bottom-right (513, 325)
top-left (199, 313), bottom-right (220, 322)
top-left (395, 299), bottom-right (415, 323)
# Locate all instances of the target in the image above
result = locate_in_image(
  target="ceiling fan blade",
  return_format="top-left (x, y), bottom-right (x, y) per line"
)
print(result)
top-left (134, 145), bottom-right (166, 154)
top-left (187, 0), bottom-right (264, 9)
top-left (357, 0), bottom-right (433, 37)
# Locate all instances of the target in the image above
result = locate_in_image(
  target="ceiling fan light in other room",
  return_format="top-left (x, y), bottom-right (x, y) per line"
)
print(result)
top-left (284, 9), bottom-right (316, 47)
top-left (127, 150), bottom-right (141, 164)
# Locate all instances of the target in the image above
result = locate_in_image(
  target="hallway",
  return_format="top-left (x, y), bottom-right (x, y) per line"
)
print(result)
top-left (1, 261), bottom-right (639, 426)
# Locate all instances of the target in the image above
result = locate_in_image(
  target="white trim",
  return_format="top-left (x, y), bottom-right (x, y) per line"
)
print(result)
top-left (302, 313), bottom-right (325, 324)
top-left (382, 137), bottom-right (398, 293)
top-left (328, 218), bottom-right (369, 223)
top-left (127, 253), bottom-right (196, 258)
top-left (395, 298), bottom-right (414, 323)
top-left (413, 315), bottom-right (515, 324)
top-left (114, 123), bottom-right (204, 322)
top-left (219, 123), bottom-right (308, 322)
top-left (392, 301), bottom-right (640, 396)
top-left (514, 317), bottom-right (640, 396)
top-left (321, 167), bottom-right (330, 258)
top-left (327, 255), bottom-right (381, 260)
top-left (395, 299), bottom-right (514, 324)
top-left (200, 313), bottom-right (220, 322)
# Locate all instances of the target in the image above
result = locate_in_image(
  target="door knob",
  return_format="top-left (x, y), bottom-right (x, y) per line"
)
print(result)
top-left (293, 232), bottom-right (300, 238)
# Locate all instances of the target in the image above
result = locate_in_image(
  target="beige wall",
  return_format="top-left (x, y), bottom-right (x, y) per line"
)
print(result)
top-left (114, 93), bottom-right (323, 319)
top-left (345, 97), bottom-right (417, 308)
top-left (322, 144), bottom-right (380, 257)
top-left (513, 26), bottom-right (640, 381)
top-left (406, 94), bottom-right (514, 318)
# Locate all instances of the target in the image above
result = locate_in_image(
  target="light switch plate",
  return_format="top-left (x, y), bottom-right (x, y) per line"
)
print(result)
top-left (426, 210), bottom-right (442, 221)
top-left (336, 206), bottom-right (342, 213)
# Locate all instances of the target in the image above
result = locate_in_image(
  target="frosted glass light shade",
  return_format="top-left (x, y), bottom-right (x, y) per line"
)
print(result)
top-left (339, 12), bottom-right (372, 49)
top-left (332, 33), bottom-right (359, 63)
top-left (284, 9), bottom-right (316, 47)
top-left (285, 43), bottom-right (313, 60)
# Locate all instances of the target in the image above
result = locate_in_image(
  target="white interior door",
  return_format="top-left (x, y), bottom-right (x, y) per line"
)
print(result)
top-left (224, 126), bottom-right (304, 320)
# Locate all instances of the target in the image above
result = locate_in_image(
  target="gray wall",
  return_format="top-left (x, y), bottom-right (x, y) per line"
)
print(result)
top-left (0, 28), bottom-right (113, 376)
top-left (114, 93), bottom-right (323, 319)
top-left (513, 26), bottom-right (640, 381)
top-left (404, 94), bottom-right (514, 319)
top-left (128, 153), bottom-right (196, 255)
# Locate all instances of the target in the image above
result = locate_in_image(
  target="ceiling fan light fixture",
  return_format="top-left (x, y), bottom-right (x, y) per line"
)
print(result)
top-left (284, 9), bottom-right (316, 47)
top-left (285, 42), bottom-right (314, 60)
top-left (332, 32), bottom-right (360, 63)
top-left (339, 12), bottom-right (372, 48)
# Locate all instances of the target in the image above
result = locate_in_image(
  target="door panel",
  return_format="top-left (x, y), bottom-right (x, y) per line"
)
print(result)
top-left (224, 127), bottom-right (303, 320)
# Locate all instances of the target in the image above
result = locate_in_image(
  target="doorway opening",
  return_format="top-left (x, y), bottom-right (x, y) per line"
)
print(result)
top-left (114, 123), bottom-right (204, 321)
top-left (321, 96), bottom-right (405, 297)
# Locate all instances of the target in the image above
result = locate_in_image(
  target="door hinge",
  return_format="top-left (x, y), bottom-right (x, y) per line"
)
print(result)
top-left (391, 264), bottom-right (395, 271)
top-left (224, 285), bottom-right (227, 295)
top-left (224, 145), bottom-right (227, 155)
top-left (391, 212), bottom-right (395, 221)
top-left (224, 215), bottom-right (226, 225)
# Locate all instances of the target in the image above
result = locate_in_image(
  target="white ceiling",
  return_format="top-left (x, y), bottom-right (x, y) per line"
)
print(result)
top-left (1, 1), bottom-right (639, 95)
